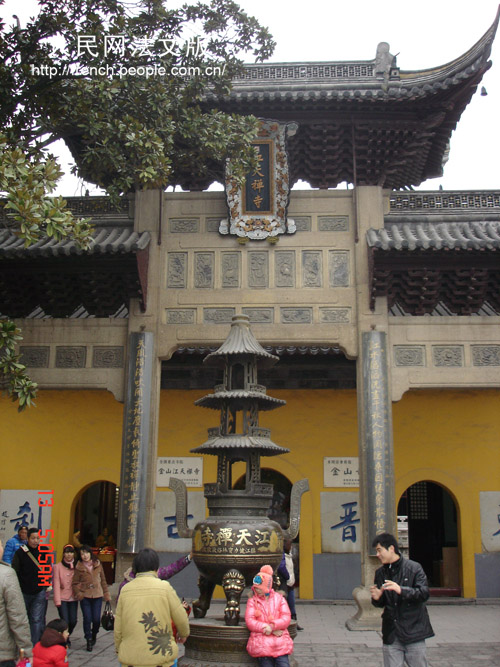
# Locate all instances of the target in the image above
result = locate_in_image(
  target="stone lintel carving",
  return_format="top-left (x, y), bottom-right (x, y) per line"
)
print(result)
top-left (319, 308), bottom-right (351, 324)
top-left (432, 346), bottom-right (464, 367)
top-left (281, 308), bottom-right (313, 324)
top-left (472, 345), bottom-right (500, 366)
top-left (56, 346), bottom-right (86, 368)
top-left (169, 218), bottom-right (199, 233)
top-left (20, 346), bottom-right (50, 368)
top-left (92, 346), bottom-right (124, 368)
top-left (318, 216), bottom-right (349, 232)
top-left (166, 309), bottom-right (196, 325)
top-left (293, 216), bottom-right (312, 232)
top-left (203, 308), bottom-right (236, 324)
top-left (394, 346), bottom-right (425, 367)
top-left (242, 308), bottom-right (274, 323)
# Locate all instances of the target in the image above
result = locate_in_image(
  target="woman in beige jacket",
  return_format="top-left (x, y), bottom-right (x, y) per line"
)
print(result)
top-left (72, 544), bottom-right (110, 653)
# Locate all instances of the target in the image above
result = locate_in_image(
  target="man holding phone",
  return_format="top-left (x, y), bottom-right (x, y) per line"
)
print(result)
top-left (370, 532), bottom-right (434, 667)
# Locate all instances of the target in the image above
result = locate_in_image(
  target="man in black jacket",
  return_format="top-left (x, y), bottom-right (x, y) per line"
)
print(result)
top-left (370, 532), bottom-right (434, 667)
top-left (11, 528), bottom-right (46, 645)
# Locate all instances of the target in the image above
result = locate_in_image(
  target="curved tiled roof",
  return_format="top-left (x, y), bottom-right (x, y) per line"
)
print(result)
top-left (0, 226), bottom-right (150, 259)
top-left (367, 221), bottom-right (500, 251)
top-left (196, 10), bottom-right (499, 191)
top-left (195, 389), bottom-right (286, 411)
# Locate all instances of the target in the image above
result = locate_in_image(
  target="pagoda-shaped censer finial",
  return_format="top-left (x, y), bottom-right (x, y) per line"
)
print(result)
top-left (169, 314), bottom-right (309, 627)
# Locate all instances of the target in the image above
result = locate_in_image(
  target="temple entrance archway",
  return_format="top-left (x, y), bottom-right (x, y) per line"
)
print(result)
top-left (73, 481), bottom-right (119, 549)
top-left (397, 481), bottom-right (460, 595)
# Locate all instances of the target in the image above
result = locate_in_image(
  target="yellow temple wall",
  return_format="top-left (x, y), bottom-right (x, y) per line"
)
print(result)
top-left (1, 387), bottom-right (499, 599)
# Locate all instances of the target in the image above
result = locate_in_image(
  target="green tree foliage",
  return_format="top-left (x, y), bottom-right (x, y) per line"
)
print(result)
top-left (0, 0), bottom-right (275, 408)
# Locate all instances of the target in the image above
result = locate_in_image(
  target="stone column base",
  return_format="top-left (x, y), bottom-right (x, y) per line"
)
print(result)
top-left (179, 616), bottom-right (298, 666)
top-left (345, 585), bottom-right (383, 631)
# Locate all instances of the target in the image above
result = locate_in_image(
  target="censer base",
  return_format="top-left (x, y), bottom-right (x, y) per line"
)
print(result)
top-left (178, 615), bottom-right (298, 667)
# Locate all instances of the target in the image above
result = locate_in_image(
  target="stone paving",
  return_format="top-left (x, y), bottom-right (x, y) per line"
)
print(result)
top-left (49, 596), bottom-right (500, 666)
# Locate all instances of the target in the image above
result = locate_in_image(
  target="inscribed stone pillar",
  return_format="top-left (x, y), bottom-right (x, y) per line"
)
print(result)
top-left (117, 331), bottom-right (154, 553)
top-left (347, 329), bottom-right (396, 630)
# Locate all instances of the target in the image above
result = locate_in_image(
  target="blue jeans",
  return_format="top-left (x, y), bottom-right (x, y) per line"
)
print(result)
top-left (258, 657), bottom-right (290, 667)
top-left (58, 600), bottom-right (79, 635)
top-left (80, 597), bottom-right (103, 640)
top-left (23, 589), bottom-right (46, 644)
top-left (286, 586), bottom-right (296, 617)
top-left (383, 638), bottom-right (428, 667)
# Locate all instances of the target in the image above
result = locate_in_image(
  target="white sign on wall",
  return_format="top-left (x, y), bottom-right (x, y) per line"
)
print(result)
top-left (324, 457), bottom-right (359, 487)
top-left (480, 491), bottom-right (500, 552)
top-left (153, 490), bottom-right (205, 552)
top-left (0, 489), bottom-right (53, 546)
top-left (321, 491), bottom-right (361, 553)
top-left (156, 457), bottom-right (203, 488)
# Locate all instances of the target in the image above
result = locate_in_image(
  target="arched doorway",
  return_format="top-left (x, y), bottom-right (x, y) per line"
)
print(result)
top-left (398, 481), bottom-right (460, 595)
top-left (73, 481), bottom-right (119, 548)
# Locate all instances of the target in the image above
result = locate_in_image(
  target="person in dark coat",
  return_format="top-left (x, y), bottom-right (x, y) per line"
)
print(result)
top-left (370, 532), bottom-right (434, 667)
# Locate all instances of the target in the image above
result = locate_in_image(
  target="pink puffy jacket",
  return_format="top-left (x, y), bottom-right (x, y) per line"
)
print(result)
top-left (245, 589), bottom-right (294, 658)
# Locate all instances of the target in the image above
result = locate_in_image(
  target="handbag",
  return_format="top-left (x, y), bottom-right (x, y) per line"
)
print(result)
top-left (101, 600), bottom-right (115, 631)
top-left (15, 648), bottom-right (31, 666)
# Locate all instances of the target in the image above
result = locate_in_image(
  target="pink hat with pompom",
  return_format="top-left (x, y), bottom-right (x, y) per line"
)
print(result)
top-left (253, 564), bottom-right (274, 594)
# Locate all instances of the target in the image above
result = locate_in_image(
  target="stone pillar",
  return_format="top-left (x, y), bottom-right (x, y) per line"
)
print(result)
top-left (117, 190), bottom-right (163, 578)
top-left (347, 186), bottom-right (396, 630)
top-left (117, 331), bottom-right (154, 553)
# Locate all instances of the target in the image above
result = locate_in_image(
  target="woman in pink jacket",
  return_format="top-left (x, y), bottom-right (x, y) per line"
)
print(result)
top-left (52, 544), bottom-right (78, 647)
top-left (245, 564), bottom-right (294, 667)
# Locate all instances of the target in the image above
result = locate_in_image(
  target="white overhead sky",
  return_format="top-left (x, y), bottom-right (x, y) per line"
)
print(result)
top-left (2, 0), bottom-right (499, 194)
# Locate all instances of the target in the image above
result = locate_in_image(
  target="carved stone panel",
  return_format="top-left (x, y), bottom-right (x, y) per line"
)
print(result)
top-left (302, 251), bottom-right (322, 288)
top-left (206, 218), bottom-right (221, 232)
top-left (318, 216), bottom-right (349, 232)
top-left (280, 307), bottom-right (313, 324)
top-left (203, 308), bottom-right (236, 324)
top-left (319, 308), bottom-right (351, 324)
top-left (242, 308), bottom-right (274, 324)
top-left (20, 346), bottom-right (50, 368)
top-left (195, 252), bottom-right (214, 289)
top-left (248, 252), bottom-right (269, 288)
top-left (56, 346), bottom-right (86, 368)
top-left (432, 346), bottom-right (463, 367)
top-left (166, 309), bottom-right (196, 324)
top-left (293, 216), bottom-right (312, 232)
top-left (92, 346), bottom-right (124, 368)
top-left (329, 251), bottom-right (350, 287)
top-left (221, 252), bottom-right (240, 288)
top-left (394, 346), bottom-right (425, 367)
top-left (472, 345), bottom-right (500, 366)
top-left (275, 251), bottom-right (295, 288)
top-left (167, 253), bottom-right (187, 288)
top-left (169, 218), bottom-right (199, 233)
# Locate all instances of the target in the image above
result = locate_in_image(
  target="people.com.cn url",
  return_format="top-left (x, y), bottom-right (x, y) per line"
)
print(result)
top-left (30, 63), bottom-right (227, 79)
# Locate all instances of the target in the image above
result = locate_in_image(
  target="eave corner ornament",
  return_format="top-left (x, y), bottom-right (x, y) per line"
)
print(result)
top-left (220, 120), bottom-right (297, 240)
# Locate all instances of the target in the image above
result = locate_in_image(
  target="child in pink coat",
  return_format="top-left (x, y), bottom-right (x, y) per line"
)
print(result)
top-left (245, 564), bottom-right (294, 667)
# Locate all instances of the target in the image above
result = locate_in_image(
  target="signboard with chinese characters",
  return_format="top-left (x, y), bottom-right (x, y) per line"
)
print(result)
top-left (154, 490), bottom-right (206, 552)
top-left (480, 491), bottom-right (500, 552)
top-left (324, 457), bottom-right (359, 487)
top-left (156, 457), bottom-right (203, 488)
top-left (219, 120), bottom-right (297, 240)
top-left (321, 492), bottom-right (361, 553)
top-left (0, 490), bottom-right (53, 545)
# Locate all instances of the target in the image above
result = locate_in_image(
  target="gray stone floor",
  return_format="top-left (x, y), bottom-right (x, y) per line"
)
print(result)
top-left (52, 595), bottom-right (500, 666)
